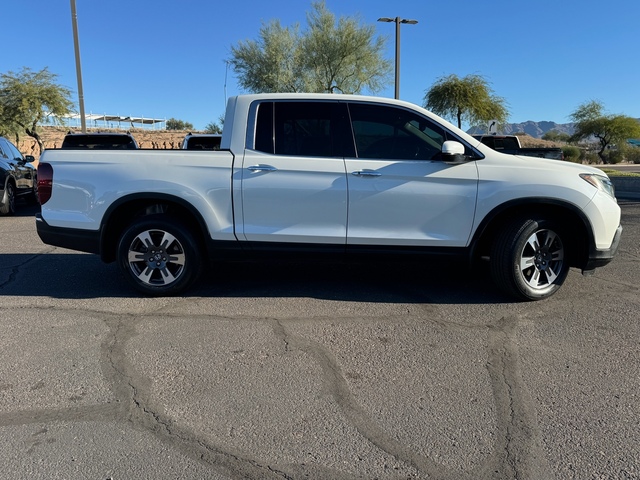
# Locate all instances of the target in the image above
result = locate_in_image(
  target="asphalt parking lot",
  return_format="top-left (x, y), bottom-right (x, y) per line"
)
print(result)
top-left (0, 200), bottom-right (638, 480)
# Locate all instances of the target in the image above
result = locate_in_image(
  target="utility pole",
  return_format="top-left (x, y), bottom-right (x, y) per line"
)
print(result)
top-left (70, 0), bottom-right (86, 132)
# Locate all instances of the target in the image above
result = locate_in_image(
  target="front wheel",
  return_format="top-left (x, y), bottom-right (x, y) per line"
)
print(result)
top-left (490, 217), bottom-right (569, 301)
top-left (117, 215), bottom-right (203, 296)
top-left (0, 182), bottom-right (16, 215)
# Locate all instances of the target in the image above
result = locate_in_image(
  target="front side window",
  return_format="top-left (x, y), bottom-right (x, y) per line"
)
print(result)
top-left (4, 140), bottom-right (24, 160)
top-left (348, 103), bottom-right (448, 161)
top-left (0, 139), bottom-right (9, 159)
top-left (254, 101), bottom-right (352, 157)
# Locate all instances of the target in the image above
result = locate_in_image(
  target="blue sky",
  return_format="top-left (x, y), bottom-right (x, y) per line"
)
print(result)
top-left (4, 0), bottom-right (639, 130)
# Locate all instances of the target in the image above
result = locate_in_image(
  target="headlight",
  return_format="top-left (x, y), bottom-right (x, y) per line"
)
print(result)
top-left (580, 173), bottom-right (616, 198)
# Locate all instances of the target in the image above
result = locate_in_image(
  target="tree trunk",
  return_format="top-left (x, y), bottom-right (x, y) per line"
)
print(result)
top-left (25, 128), bottom-right (44, 155)
top-left (598, 145), bottom-right (609, 164)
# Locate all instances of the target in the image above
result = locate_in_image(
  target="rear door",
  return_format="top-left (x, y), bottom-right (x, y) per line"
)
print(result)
top-left (238, 100), bottom-right (353, 244)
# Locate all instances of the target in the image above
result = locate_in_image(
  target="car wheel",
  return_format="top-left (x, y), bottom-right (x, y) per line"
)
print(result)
top-left (490, 216), bottom-right (569, 301)
top-left (0, 182), bottom-right (16, 215)
top-left (27, 175), bottom-right (39, 205)
top-left (117, 215), bottom-right (202, 296)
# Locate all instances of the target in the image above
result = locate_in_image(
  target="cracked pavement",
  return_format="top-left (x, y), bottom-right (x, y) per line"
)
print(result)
top-left (1, 202), bottom-right (639, 479)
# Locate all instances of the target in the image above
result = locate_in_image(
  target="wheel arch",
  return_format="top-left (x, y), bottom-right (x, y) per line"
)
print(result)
top-left (99, 193), bottom-right (209, 263)
top-left (470, 198), bottom-right (594, 269)
top-left (2, 172), bottom-right (16, 190)
top-left (0, 174), bottom-right (16, 213)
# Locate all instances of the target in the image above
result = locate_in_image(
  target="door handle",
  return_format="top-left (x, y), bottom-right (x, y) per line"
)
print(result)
top-left (247, 164), bottom-right (277, 172)
top-left (351, 170), bottom-right (381, 177)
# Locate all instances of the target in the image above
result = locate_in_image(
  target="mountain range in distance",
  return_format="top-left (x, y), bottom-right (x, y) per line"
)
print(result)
top-left (467, 118), bottom-right (640, 139)
top-left (467, 120), bottom-right (576, 138)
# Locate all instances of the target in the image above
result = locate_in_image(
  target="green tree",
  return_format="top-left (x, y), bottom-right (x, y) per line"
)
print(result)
top-left (204, 115), bottom-right (224, 134)
top-left (228, 1), bottom-right (391, 94)
top-left (166, 118), bottom-right (194, 131)
top-left (0, 67), bottom-right (74, 153)
top-left (423, 74), bottom-right (508, 129)
top-left (570, 100), bottom-right (640, 164)
top-left (300, 2), bottom-right (391, 93)
top-left (542, 130), bottom-right (571, 142)
top-left (229, 20), bottom-right (305, 93)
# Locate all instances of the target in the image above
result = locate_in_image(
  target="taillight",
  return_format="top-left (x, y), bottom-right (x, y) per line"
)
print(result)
top-left (37, 163), bottom-right (53, 204)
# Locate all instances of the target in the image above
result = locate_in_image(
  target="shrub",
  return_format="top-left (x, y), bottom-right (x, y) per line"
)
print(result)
top-left (166, 118), bottom-right (194, 131)
top-left (583, 152), bottom-right (600, 164)
top-left (562, 145), bottom-right (581, 163)
top-left (624, 146), bottom-right (640, 164)
top-left (604, 148), bottom-right (624, 164)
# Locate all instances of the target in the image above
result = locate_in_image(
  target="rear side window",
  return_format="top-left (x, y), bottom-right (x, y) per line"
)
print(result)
top-left (348, 103), bottom-right (448, 161)
top-left (254, 101), bottom-right (354, 157)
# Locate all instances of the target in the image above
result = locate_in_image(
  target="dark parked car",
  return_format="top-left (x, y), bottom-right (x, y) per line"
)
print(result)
top-left (61, 132), bottom-right (138, 149)
top-left (0, 137), bottom-right (38, 215)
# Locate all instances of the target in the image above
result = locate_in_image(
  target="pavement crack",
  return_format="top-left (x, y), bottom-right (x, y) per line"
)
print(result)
top-left (100, 315), bottom-right (291, 479)
top-left (0, 248), bottom-right (55, 289)
top-left (480, 316), bottom-right (553, 480)
top-left (270, 320), bottom-right (472, 480)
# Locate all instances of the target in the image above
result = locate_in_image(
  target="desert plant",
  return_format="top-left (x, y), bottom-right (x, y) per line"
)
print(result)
top-left (604, 148), bottom-right (624, 164)
top-left (582, 152), bottom-right (601, 164)
top-left (166, 118), bottom-right (194, 131)
top-left (570, 100), bottom-right (640, 163)
top-left (626, 147), bottom-right (640, 164)
top-left (542, 130), bottom-right (571, 142)
top-left (0, 67), bottom-right (74, 153)
top-left (229, 1), bottom-right (391, 95)
top-left (562, 145), bottom-right (581, 163)
top-left (424, 74), bottom-right (509, 129)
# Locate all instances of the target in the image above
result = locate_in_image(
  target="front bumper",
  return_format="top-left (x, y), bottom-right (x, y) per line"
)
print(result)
top-left (582, 223), bottom-right (623, 273)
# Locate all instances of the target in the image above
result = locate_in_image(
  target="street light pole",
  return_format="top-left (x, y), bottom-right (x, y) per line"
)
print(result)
top-left (70, 0), bottom-right (86, 132)
top-left (378, 17), bottom-right (418, 100)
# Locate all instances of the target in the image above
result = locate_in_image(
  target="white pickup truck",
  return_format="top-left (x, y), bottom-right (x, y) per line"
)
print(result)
top-left (35, 93), bottom-right (622, 300)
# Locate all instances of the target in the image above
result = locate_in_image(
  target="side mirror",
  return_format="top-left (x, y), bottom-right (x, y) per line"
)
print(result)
top-left (441, 141), bottom-right (467, 164)
top-left (24, 155), bottom-right (36, 164)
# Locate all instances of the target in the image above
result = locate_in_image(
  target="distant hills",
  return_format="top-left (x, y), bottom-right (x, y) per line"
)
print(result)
top-left (468, 118), bottom-right (640, 139)
top-left (467, 121), bottom-right (576, 138)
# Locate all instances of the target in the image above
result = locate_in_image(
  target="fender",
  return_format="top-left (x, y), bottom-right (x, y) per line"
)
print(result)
top-left (468, 196), bottom-right (595, 265)
top-left (98, 192), bottom-right (215, 263)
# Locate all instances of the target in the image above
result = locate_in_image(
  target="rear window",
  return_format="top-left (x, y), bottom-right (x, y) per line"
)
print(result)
top-left (61, 134), bottom-right (137, 149)
top-left (184, 136), bottom-right (221, 150)
top-left (479, 136), bottom-right (519, 150)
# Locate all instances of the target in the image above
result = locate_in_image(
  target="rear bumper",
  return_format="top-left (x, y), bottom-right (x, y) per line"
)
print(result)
top-left (35, 214), bottom-right (101, 255)
top-left (583, 223), bottom-right (623, 273)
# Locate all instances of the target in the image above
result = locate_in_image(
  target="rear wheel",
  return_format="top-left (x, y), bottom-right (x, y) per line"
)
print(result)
top-left (117, 215), bottom-right (203, 296)
top-left (490, 216), bottom-right (569, 300)
top-left (0, 182), bottom-right (16, 215)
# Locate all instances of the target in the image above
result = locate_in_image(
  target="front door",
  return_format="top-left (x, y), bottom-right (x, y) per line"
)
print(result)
top-left (345, 103), bottom-right (479, 247)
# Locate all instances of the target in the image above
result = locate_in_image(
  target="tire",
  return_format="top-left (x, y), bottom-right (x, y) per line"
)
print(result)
top-left (27, 175), bottom-right (39, 205)
top-left (490, 216), bottom-right (569, 301)
top-left (117, 215), bottom-right (203, 296)
top-left (0, 182), bottom-right (16, 216)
